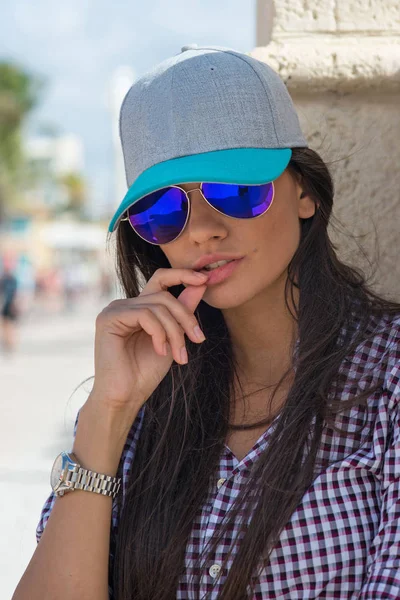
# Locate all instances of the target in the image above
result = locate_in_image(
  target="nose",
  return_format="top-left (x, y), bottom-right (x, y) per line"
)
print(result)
top-left (185, 187), bottom-right (227, 242)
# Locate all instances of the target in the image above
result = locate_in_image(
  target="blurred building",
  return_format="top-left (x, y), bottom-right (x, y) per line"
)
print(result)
top-left (0, 131), bottom-right (88, 268)
top-left (23, 133), bottom-right (85, 214)
top-left (0, 131), bottom-right (115, 314)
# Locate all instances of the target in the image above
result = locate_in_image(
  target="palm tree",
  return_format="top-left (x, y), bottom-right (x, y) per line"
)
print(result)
top-left (58, 172), bottom-right (87, 216)
top-left (0, 62), bottom-right (44, 221)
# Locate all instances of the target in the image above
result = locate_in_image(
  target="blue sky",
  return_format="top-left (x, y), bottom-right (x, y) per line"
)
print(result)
top-left (0, 0), bottom-right (256, 219)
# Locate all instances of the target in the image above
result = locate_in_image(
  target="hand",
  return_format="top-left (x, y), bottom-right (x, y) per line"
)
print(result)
top-left (90, 268), bottom-right (209, 415)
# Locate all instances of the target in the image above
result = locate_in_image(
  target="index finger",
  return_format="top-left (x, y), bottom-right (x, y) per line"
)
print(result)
top-left (140, 268), bottom-right (209, 296)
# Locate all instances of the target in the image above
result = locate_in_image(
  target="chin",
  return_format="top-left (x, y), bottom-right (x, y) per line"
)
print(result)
top-left (201, 287), bottom-right (251, 310)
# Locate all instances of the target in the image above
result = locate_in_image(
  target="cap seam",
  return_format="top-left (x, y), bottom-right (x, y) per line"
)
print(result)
top-left (202, 53), bottom-right (238, 134)
top-left (211, 50), bottom-right (280, 144)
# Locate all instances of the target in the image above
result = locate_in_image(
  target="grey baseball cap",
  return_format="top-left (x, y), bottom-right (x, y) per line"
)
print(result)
top-left (108, 44), bottom-right (308, 233)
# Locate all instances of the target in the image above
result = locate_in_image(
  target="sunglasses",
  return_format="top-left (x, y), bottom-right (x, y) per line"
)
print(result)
top-left (120, 181), bottom-right (275, 246)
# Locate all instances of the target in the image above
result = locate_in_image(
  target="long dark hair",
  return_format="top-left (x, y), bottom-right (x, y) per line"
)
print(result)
top-left (106, 147), bottom-right (400, 599)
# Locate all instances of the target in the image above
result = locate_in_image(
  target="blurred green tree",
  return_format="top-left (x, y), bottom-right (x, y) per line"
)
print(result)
top-left (0, 61), bottom-right (44, 221)
top-left (58, 171), bottom-right (87, 217)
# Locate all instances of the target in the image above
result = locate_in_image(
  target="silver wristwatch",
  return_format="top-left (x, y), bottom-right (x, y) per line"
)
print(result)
top-left (50, 451), bottom-right (121, 499)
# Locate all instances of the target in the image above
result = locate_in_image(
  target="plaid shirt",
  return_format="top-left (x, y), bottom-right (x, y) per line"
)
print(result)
top-left (37, 313), bottom-right (400, 598)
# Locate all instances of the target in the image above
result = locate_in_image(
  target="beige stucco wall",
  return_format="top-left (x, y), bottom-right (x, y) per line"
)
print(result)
top-left (271, 0), bottom-right (400, 34)
top-left (253, 0), bottom-right (400, 300)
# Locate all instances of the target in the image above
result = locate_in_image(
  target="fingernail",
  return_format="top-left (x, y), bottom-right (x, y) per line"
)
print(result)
top-left (193, 326), bottom-right (206, 341)
top-left (180, 346), bottom-right (188, 363)
top-left (194, 271), bottom-right (208, 278)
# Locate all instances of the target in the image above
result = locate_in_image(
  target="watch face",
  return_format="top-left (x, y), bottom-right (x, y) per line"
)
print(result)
top-left (51, 454), bottom-right (64, 490)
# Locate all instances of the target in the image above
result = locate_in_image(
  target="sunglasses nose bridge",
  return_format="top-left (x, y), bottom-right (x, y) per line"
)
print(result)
top-left (179, 185), bottom-right (223, 237)
top-left (184, 185), bottom-right (203, 198)
top-left (183, 185), bottom-right (219, 216)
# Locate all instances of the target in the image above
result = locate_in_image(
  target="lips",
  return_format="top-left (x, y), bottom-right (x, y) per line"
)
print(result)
top-left (192, 254), bottom-right (244, 271)
top-left (199, 257), bottom-right (244, 285)
top-left (202, 259), bottom-right (234, 272)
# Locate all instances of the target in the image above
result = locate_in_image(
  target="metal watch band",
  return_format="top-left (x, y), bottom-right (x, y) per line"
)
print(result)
top-left (56, 453), bottom-right (121, 499)
top-left (63, 466), bottom-right (121, 499)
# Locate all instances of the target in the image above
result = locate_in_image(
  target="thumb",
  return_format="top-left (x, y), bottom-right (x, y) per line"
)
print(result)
top-left (177, 282), bottom-right (208, 313)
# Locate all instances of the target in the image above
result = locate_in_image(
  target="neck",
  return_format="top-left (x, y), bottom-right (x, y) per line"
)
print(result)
top-left (222, 274), bottom-right (299, 388)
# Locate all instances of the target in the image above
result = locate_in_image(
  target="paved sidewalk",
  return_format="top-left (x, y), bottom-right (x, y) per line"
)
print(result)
top-left (0, 299), bottom-right (107, 598)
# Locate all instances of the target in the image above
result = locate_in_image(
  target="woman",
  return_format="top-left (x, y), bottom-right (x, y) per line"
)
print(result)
top-left (14, 45), bottom-right (400, 599)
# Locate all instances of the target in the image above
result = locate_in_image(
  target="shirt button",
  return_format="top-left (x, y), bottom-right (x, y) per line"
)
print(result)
top-left (217, 478), bottom-right (226, 489)
top-left (209, 563), bottom-right (221, 578)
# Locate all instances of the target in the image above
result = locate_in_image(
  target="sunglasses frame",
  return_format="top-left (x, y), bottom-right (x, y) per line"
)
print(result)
top-left (119, 180), bottom-right (275, 246)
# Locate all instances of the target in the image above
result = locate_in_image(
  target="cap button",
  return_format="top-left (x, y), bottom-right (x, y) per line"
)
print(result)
top-left (181, 44), bottom-right (199, 52)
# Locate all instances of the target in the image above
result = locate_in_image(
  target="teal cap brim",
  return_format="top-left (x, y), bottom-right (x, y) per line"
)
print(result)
top-left (108, 147), bottom-right (292, 233)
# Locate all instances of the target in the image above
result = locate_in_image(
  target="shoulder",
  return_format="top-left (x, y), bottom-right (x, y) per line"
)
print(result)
top-left (366, 312), bottom-right (400, 400)
top-left (382, 313), bottom-right (400, 399)
top-left (318, 313), bottom-right (400, 482)
top-left (330, 312), bottom-right (400, 440)
top-left (342, 311), bottom-right (400, 397)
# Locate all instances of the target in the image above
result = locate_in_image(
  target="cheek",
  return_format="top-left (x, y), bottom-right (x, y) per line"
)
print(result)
top-left (159, 247), bottom-right (177, 268)
top-left (260, 209), bottom-right (300, 252)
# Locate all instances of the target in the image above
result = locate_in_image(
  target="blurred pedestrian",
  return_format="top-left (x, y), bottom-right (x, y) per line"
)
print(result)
top-left (0, 260), bottom-right (20, 354)
top-left (62, 263), bottom-right (80, 311)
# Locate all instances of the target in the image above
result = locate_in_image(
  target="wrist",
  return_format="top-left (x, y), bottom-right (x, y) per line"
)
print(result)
top-left (72, 396), bottom-right (136, 477)
top-left (85, 391), bottom-right (138, 437)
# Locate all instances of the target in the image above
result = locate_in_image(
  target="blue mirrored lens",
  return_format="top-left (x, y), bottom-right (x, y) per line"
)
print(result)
top-left (201, 182), bottom-right (274, 218)
top-left (127, 187), bottom-right (188, 244)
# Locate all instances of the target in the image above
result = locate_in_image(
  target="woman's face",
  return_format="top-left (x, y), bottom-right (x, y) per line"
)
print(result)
top-left (159, 169), bottom-right (316, 309)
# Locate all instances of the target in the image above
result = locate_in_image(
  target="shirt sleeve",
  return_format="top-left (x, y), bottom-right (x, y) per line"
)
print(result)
top-left (356, 360), bottom-right (400, 598)
top-left (35, 405), bottom-right (144, 600)
top-left (35, 410), bottom-right (81, 544)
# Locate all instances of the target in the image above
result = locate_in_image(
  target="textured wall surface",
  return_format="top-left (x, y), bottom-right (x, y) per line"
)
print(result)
top-left (273, 0), bottom-right (337, 33)
top-left (272, 0), bottom-right (400, 33)
top-left (252, 37), bottom-right (400, 92)
top-left (294, 93), bottom-right (400, 300)
top-left (336, 0), bottom-right (400, 32)
top-left (254, 0), bottom-right (400, 300)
